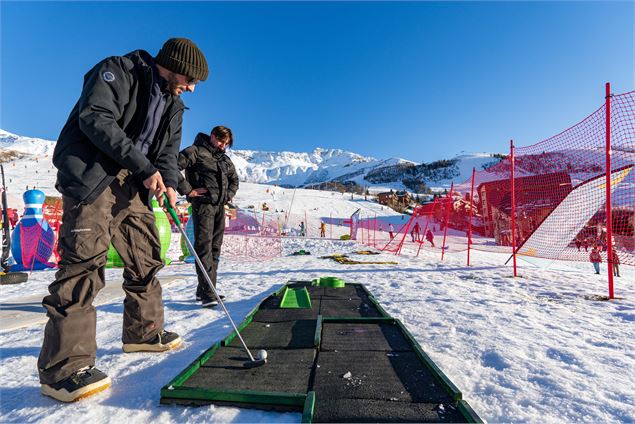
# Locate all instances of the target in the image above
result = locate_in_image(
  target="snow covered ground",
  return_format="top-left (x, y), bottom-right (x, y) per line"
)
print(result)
top-left (1, 211), bottom-right (634, 422)
top-left (0, 131), bottom-right (634, 423)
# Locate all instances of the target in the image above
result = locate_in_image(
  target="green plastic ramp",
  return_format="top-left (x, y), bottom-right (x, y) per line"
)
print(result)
top-left (280, 287), bottom-right (312, 308)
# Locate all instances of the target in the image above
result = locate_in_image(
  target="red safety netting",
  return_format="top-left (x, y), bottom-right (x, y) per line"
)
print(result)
top-left (221, 208), bottom-right (283, 261)
top-left (429, 89), bottom-right (635, 268)
top-left (365, 196), bottom-right (457, 256)
top-left (43, 199), bottom-right (62, 264)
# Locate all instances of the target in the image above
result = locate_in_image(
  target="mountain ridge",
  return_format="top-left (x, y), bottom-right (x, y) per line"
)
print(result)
top-left (0, 128), bottom-right (502, 192)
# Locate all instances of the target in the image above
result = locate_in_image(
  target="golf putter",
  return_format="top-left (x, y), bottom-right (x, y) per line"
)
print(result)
top-left (162, 194), bottom-right (267, 368)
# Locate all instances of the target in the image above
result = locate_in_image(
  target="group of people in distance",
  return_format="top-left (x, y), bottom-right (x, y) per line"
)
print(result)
top-left (575, 235), bottom-right (620, 277)
top-left (38, 38), bottom-right (239, 403)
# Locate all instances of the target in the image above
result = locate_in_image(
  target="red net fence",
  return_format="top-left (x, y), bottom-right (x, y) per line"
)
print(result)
top-left (373, 88), bottom-right (635, 268)
top-left (221, 208), bottom-right (283, 261)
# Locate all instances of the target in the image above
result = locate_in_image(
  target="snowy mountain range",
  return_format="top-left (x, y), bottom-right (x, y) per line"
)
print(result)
top-left (0, 129), bottom-right (501, 192)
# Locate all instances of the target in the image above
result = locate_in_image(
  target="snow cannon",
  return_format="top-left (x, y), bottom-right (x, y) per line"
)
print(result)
top-left (180, 205), bottom-right (195, 263)
top-left (10, 189), bottom-right (56, 271)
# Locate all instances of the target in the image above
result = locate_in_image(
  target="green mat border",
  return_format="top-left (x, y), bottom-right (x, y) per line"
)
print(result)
top-left (301, 391), bottom-right (316, 423)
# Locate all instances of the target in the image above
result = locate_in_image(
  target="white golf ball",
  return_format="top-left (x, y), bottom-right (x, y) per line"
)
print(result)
top-left (257, 349), bottom-right (268, 360)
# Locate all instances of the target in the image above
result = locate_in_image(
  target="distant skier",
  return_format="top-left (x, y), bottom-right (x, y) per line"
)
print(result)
top-left (574, 237), bottom-right (582, 251)
top-left (582, 238), bottom-right (589, 252)
top-left (426, 229), bottom-right (435, 247)
top-left (299, 221), bottom-right (306, 237)
top-left (388, 223), bottom-right (395, 239)
top-left (589, 247), bottom-right (602, 274)
top-left (320, 221), bottom-right (326, 237)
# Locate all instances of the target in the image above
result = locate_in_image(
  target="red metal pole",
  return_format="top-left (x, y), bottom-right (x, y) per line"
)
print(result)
top-left (441, 182), bottom-right (453, 261)
top-left (417, 217), bottom-right (429, 257)
top-left (361, 213), bottom-right (364, 244)
top-left (467, 167), bottom-right (476, 266)
top-left (605, 82), bottom-right (614, 299)
top-left (510, 140), bottom-right (518, 277)
top-left (374, 213), bottom-right (377, 247)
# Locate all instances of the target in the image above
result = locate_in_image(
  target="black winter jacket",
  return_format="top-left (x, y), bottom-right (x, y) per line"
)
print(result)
top-left (177, 133), bottom-right (239, 206)
top-left (53, 50), bottom-right (185, 205)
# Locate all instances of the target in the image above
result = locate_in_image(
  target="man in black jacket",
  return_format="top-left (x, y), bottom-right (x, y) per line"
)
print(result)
top-left (177, 126), bottom-right (239, 307)
top-left (38, 38), bottom-right (209, 402)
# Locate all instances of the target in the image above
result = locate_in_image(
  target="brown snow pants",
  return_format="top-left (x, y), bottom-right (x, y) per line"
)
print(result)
top-left (38, 170), bottom-right (165, 384)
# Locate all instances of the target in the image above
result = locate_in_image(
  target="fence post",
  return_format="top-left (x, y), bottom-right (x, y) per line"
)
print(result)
top-left (467, 167), bottom-right (475, 266)
top-left (374, 213), bottom-right (377, 247)
top-left (441, 182), bottom-right (453, 261)
top-left (510, 140), bottom-right (518, 277)
top-left (605, 82), bottom-right (614, 299)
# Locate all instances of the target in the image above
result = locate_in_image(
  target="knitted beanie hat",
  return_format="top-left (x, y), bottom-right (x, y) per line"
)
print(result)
top-left (155, 38), bottom-right (208, 81)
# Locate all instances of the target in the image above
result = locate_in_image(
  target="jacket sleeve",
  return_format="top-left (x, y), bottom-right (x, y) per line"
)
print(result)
top-left (175, 145), bottom-right (197, 196)
top-left (77, 56), bottom-right (157, 181)
top-left (226, 158), bottom-right (240, 201)
top-left (154, 109), bottom-right (183, 190)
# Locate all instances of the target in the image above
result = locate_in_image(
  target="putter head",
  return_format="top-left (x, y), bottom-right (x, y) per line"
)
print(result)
top-left (243, 358), bottom-right (266, 369)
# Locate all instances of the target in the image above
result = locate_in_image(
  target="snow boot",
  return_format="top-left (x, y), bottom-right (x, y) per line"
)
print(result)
top-left (201, 292), bottom-right (225, 308)
top-left (41, 366), bottom-right (111, 402)
top-left (122, 330), bottom-right (182, 353)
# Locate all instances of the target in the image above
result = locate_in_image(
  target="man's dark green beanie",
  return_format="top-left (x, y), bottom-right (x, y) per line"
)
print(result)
top-left (155, 38), bottom-right (209, 81)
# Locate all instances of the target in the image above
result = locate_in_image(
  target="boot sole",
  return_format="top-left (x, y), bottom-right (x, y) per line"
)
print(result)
top-left (122, 336), bottom-right (183, 353)
top-left (41, 377), bottom-right (112, 402)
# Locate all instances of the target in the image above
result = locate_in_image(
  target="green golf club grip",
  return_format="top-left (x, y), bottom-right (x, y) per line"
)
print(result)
top-left (162, 193), bottom-right (181, 225)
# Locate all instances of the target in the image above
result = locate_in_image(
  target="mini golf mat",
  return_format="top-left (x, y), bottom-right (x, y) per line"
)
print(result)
top-left (184, 346), bottom-right (315, 394)
top-left (319, 298), bottom-right (383, 318)
top-left (225, 320), bottom-right (316, 349)
top-left (313, 350), bottom-right (452, 403)
top-left (320, 322), bottom-right (413, 351)
top-left (352, 250), bottom-right (381, 255)
top-left (161, 345), bottom-right (315, 411)
top-left (253, 301), bottom-right (321, 322)
top-left (161, 279), bottom-right (482, 422)
top-left (291, 249), bottom-right (312, 256)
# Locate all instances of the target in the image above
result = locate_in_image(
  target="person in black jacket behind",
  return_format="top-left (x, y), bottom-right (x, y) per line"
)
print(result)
top-left (177, 126), bottom-right (239, 307)
top-left (38, 38), bottom-right (209, 403)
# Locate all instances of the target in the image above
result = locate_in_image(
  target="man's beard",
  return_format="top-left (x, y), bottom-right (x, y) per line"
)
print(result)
top-left (165, 73), bottom-right (182, 96)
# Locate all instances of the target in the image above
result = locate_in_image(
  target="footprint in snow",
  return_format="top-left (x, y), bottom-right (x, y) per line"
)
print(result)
top-left (481, 349), bottom-right (510, 371)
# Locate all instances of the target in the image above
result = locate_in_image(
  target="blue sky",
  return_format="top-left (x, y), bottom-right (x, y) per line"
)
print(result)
top-left (1, 1), bottom-right (633, 162)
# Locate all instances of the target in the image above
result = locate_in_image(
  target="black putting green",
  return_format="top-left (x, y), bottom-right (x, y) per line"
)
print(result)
top-left (160, 280), bottom-right (482, 423)
top-left (185, 346), bottom-right (315, 394)
top-left (320, 322), bottom-right (413, 352)
top-left (226, 319), bottom-right (316, 349)
top-left (314, 350), bottom-right (453, 404)
top-left (319, 298), bottom-right (382, 318)
top-left (253, 301), bottom-right (321, 322)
